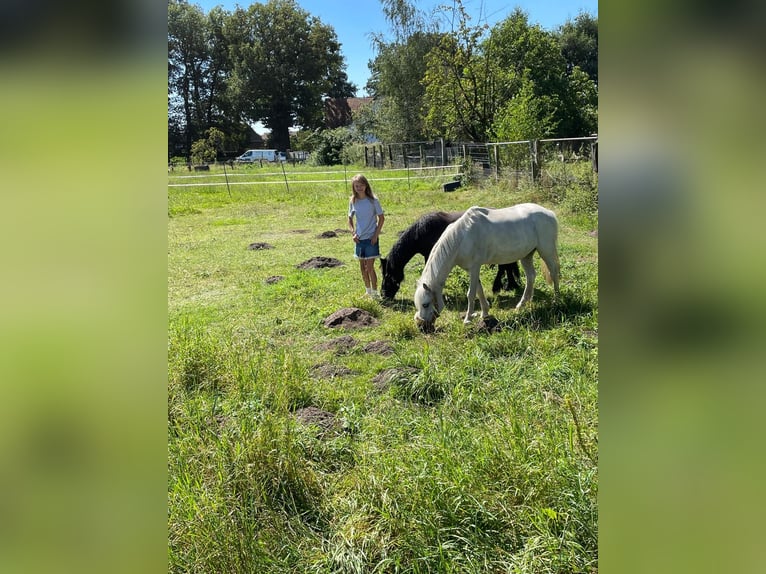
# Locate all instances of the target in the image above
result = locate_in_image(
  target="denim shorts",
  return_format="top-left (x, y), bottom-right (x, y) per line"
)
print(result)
top-left (354, 238), bottom-right (380, 260)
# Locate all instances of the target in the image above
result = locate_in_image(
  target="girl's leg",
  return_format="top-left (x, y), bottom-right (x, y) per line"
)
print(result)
top-left (359, 259), bottom-right (371, 290)
top-left (365, 259), bottom-right (378, 291)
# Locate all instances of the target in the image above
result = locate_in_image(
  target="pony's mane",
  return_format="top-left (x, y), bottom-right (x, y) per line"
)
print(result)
top-left (420, 208), bottom-right (481, 287)
top-left (387, 211), bottom-right (461, 268)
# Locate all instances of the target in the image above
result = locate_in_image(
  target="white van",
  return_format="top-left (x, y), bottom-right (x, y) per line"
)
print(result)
top-left (235, 149), bottom-right (287, 163)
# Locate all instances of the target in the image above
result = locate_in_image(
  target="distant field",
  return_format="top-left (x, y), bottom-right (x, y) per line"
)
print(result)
top-left (168, 162), bottom-right (598, 572)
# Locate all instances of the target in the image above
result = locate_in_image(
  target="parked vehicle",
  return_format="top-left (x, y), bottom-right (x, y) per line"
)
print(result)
top-left (235, 149), bottom-right (287, 163)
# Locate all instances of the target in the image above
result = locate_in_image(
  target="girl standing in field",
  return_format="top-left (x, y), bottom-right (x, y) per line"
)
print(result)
top-left (347, 174), bottom-right (385, 298)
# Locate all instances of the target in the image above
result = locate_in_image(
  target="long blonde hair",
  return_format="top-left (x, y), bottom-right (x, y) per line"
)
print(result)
top-left (350, 174), bottom-right (377, 202)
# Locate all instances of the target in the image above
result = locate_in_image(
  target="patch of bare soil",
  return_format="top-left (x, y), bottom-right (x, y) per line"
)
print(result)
top-left (317, 230), bottom-right (338, 239)
top-left (248, 242), bottom-right (274, 250)
top-left (315, 335), bottom-right (358, 354)
top-left (588, 230), bottom-right (598, 237)
top-left (363, 340), bottom-right (394, 355)
top-left (291, 229), bottom-right (311, 234)
top-left (312, 363), bottom-right (356, 379)
top-left (297, 256), bottom-right (345, 269)
top-left (475, 316), bottom-right (502, 333)
top-left (294, 406), bottom-right (337, 435)
top-left (323, 308), bottom-right (379, 329)
top-left (371, 366), bottom-right (419, 392)
top-left (264, 275), bottom-right (284, 284)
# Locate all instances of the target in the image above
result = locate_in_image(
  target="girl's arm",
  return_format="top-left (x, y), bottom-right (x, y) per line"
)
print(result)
top-left (371, 214), bottom-right (385, 243)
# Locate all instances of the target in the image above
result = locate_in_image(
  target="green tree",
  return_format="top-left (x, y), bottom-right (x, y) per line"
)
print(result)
top-left (556, 12), bottom-right (598, 85)
top-left (190, 127), bottom-right (226, 164)
top-left (490, 8), bottom-right (597, 139)
top-left (366, 0), bottom-right (441, 142)
top-left (421, 0), bottom-right (497, 141)
top-left (168, 2), bottom-right (241, 156)
top-left (168, 0), bottom-right (210, 154)
top-left (309, 127), bottom-right (362, 166)
top-left (226, 0), bottom-right (354, 152)
top-left (493, 75), bottom-right (559, 142)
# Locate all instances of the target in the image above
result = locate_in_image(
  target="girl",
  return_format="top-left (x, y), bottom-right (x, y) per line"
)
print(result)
top-left (347, 174), bottom-right (385, 298)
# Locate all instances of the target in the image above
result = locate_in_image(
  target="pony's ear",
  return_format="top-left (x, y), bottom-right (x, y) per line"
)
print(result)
top-left (422, 283), bottom-right (432, 294)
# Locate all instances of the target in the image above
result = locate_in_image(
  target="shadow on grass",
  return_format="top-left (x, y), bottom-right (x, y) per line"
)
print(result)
top-left (472, 290), bottom-right (595, 334)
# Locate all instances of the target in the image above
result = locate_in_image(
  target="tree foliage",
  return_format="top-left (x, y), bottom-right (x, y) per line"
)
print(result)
top-left (421, 2), bottom-right (498, 141)
top-left (190, 127), bottom-right (225, 164)
top-left (556, 12), bottom-right (598, 85)
top-left (167, 0), bottom-right (598, 156)
top-left (168, 0), bottom-right (353, 157)
top-left (225, 0), bottom-right (354, 153)
top-left (369, 2), bottom-right (598, 143)
top-left (365, 0), bottom-right (441, 142)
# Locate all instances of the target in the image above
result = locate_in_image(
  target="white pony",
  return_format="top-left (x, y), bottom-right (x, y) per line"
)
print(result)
top-left (413, 204), bottom-right (560, 331)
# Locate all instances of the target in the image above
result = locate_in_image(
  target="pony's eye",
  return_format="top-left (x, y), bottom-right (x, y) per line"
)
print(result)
top-left (422, 302), bottom-right (429, 308)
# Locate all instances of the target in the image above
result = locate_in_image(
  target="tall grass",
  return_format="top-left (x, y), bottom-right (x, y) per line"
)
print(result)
top-left (168, 163), bottom-right (598, 572)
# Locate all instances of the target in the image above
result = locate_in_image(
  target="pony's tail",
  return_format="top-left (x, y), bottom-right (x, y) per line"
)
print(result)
top-left (540, 248), bottom-right (560, 287)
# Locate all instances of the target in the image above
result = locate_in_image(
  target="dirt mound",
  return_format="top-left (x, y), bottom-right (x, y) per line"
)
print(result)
top-left (294, 406), bottom-right (337, 434)
top-left (363, 340), bottom-right (394, 355)
top-left (372, 366), bottom-right (419, 392)
top-left (315, 335), bottom-right (357, 354)
top-left (312, 363), bottom-right (356, 379)
top-left (248, 242), bottom-right (274, 250)
top-left (323, 307), bottom-right (379, 329)
top-left (317, 230), bottom-right (338, 239)
top-left (264, 275), bottom-right (284, 284)
top-left (297, 256), bottom-right (345, 269)
top-left (476, 316), bottom-right (502, 333)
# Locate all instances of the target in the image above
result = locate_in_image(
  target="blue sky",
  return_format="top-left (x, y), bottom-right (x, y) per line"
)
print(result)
top-left (190, 0), bottom-right (597, 96)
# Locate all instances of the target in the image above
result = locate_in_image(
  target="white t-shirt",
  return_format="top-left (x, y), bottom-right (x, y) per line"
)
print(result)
top-left (348, 197), bottom-right (384, 240)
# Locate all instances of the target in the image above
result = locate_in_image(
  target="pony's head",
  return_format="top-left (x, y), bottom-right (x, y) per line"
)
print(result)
top-left (413, 281), bottom-right (442, 332)
top-left (380, 257), bottom-right (404, 300)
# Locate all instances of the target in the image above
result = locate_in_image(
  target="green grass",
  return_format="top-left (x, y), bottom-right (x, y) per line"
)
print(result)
top-left (168, 163), bottom-right (598, 572)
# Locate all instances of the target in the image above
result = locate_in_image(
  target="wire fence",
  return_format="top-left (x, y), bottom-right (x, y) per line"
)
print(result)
top-left (167, 163), bottom-right (461, 193)
top-left (168, 136), bottom-right (597, 194)
top-left (361, 136), bottom-right (598, 186)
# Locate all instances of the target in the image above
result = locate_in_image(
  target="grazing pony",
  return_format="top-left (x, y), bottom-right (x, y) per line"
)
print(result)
top-left (413, 204), bottom-right (560, 331)
top-left (380, 211), bottom-right (521, 300)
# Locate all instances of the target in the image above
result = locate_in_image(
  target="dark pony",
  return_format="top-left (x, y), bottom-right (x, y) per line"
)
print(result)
top-left (380, 211), bottom-right (521, 300)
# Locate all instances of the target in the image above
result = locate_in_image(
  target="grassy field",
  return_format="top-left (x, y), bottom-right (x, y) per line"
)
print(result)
top-left (168, 163), bottom-right (598, 573)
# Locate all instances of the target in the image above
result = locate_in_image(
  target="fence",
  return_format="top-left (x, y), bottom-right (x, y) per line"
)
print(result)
top-left (167, 163), bottom-right (461, 193)
top-left (362, 136), bottom-right (597, 184)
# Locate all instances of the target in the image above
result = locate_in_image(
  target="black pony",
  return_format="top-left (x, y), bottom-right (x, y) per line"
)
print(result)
top-left (380, 211), bottom-right (522, 300)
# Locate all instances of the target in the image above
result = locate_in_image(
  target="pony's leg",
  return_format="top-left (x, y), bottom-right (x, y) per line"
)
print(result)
top-left (492, 265), bottom-right (505, 293)
top-left (464, 267), bottom-right (482, 322)
top-left (517, 254), bottom-right (537, 309)
top-left (509, 261), bottom-right (522, 291)
top-left (476, 278), bottom-right (490, 318)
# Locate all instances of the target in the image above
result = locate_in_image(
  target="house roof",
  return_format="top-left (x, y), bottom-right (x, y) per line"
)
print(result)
top-left (324, 97), bottom-right (373, 128)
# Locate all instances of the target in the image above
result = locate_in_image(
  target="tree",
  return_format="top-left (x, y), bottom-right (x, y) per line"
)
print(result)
top-left (556, 13), bottom-right (598, 85)
top-left (168, 0), bottom-right (210, 153)
top-left (493, 75), bottom-right (559, 142)
top-left (367, 31), bottom-right (442, 142)
top-left (365, 0), bottom-right (441, 142)
top-left (489, 8), bottom-right (597, 139)
top-left (422, 1), bottom-right (497, 140)
top-left (190, 127), bottom-right (225, 164)
top-left (226, 0), bottom-right (354, 152)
